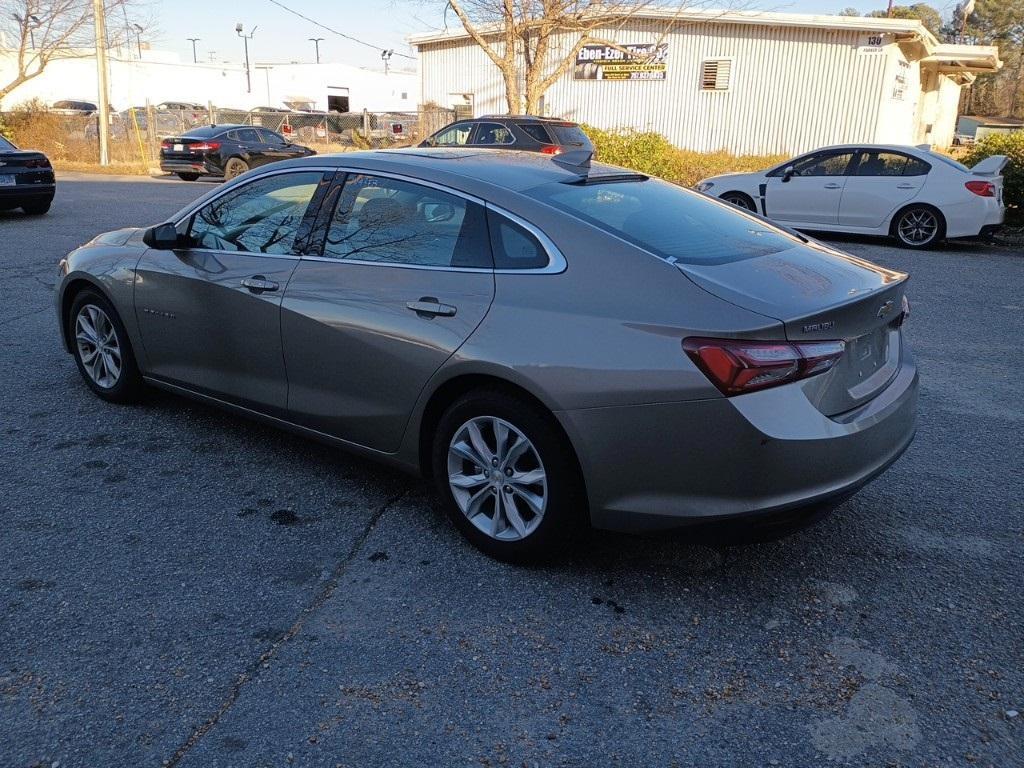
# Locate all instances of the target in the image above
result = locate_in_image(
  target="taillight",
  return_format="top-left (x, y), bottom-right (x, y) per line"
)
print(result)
top-left (965, 180), bottom-right (995, 197)
top-left (25, 157), bottom-right (51, 168)
top-left (540, 145), bottom-right (563, 155)
top-left (189, 141), bottom-right (221, 152)
top-left (682, 337), bottom-right (846, 396)
top-left (160, 139), bottom-right (171, 150)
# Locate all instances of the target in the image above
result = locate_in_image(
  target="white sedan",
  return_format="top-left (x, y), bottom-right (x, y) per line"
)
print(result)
top-left (696, 144), bottom-right (1006, 249)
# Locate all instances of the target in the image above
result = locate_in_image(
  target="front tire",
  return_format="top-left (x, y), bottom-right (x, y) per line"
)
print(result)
top-left (720, 192), bottom-right (756, 212)
top-left (68, 289), bottom-right (144, 403)
top-left (22, 199), bottom-right (52, 215)
top-left (892, 205), bottom-right (944, 249)
top-left (223, 157), bottom-right (249, 181)
top-left (432, 390), bottom-right (585, 563)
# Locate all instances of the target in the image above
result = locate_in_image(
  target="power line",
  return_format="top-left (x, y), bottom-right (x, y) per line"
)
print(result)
top-left (266, 0), bottom-right (416, 60)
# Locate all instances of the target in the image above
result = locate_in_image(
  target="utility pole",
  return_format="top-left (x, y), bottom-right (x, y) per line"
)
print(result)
top-left (236, 23), bottom-right (256, 94)
top-left (309, 37), bottom-right (323, 64)
top-left (92, 0), bottom-right (111, 165)
top-left (133, 23), bottom-right (143, 59)
top-left (187, 37), bottom-right (200, 63)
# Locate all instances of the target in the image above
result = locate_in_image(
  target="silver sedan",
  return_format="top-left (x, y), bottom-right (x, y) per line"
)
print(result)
top-left (55, 149), bottom-right (917, 561)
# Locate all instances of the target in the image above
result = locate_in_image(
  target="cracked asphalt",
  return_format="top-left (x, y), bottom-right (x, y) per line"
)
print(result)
top-left (1, 174), bottom-right (1022, 767)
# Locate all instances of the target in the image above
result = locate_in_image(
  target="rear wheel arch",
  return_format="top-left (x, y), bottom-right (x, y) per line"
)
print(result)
top-left (889, 202), bottom-right (946, 245)
top-left (416, 374), bottom-right (584, 489)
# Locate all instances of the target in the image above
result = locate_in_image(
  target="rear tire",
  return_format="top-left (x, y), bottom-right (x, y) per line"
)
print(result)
top-left (223, 157), bottom-right (249, 181)
top-left (720, 192), bottom-right (757, 212)
top-left (22, 199), bottom-right (52, 215)
top-left (431, 389), bottom-right (586, 563)
top-left (177, 172), bottom-right (200, 181)
top-left (68, 289), bottom-right (144, 403)
top-left (891, 205), bottom-right (944, 249)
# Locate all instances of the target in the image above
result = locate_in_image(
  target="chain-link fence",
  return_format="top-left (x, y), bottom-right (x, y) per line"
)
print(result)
top-left (0, 105), bottom-right (459, 168)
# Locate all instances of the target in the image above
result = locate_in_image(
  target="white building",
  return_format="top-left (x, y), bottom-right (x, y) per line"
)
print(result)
top-left (0, 48), bottom-right (417, 113)
top-left (409, 10), bottom-right (1001, 154)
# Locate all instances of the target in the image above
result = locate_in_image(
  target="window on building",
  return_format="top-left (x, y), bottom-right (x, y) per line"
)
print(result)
top-left (700, 59), bottom-right (733, 91)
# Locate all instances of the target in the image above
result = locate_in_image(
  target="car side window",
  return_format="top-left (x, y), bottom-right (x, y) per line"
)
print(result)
top-left (902, 156), bottom-right (931, 176)
top-left (258, 129), bottom-right (285, 145)
top-left (520, 123), bottom-right (553, 143)
top-left (790, 151), bottom-right (855, 177)
top-left (187, 171), bottom-right (323, 254)
top-left (431, 123), bottom-right (472, 147)
top-left (472, 122), bottom-right (515, 146)
top-left (321, 174), bottom-right (491, 268)
top-left (487, 210), bottom-right (549, 270)
top-left (854, 151), bottom-right (913, 177)
top-left (226, 130), bottom-right (240, 140)
top-left (236, 128), bottom-right (260, 143)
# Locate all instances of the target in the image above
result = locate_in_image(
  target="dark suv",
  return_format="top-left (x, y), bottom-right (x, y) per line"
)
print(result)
top-left (160, 124), bottom-right (315, 181)
top-left (420, 116), bottom-right (592, 155)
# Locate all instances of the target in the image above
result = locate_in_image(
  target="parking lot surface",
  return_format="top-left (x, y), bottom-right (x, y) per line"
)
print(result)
top-left (1, 174), bottom-right (1021, 767)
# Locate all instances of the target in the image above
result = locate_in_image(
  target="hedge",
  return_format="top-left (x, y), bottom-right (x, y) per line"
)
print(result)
top-left (960, 131), bottom-right (1024, 223)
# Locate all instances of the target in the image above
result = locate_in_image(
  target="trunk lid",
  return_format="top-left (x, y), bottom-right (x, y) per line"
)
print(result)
top-left (678, 241), bottom-right (909, 416)
top-left (161, 137), bottom-right (211, 159)
top-left (970, 155), bottom-right (1008, 176)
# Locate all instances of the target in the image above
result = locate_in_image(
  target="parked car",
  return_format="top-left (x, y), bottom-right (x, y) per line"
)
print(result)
top-left (159, 124), bottom-right (315, 181)
top-left (421, 115), bottom-right (593, 155)
top-left (0, 135), bottom-right (55, 215)
top-left (55, 149), bottom-right (917, 561)
top-left (696, 144), bottom-right (1007, 249)
top-left (50, 99), bottom-right (99, 116)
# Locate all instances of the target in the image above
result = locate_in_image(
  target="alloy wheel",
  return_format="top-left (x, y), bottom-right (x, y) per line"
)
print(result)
top-left (722, 194), bottom-right (755, 212)
top-left (75, 304), bottom-right (122, 389)
top-left (447, 416), bottom-right (548, 542)
top-left (897, 209), bottom-right (939, 245)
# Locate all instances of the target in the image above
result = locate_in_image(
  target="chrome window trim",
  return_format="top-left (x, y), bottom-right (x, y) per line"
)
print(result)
top-left (305, 167), bottom-right (567, 275)
top-left (472, 121), bottom-right (517, 147)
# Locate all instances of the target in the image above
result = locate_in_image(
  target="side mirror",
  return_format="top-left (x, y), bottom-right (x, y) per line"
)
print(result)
top-left (782, 165), bottom-right (795, 182)
top-left (143, 222), bottom-right (180, 250)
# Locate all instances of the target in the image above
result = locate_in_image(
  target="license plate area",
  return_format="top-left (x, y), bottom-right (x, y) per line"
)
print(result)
top-left (0, 174), bottom-right (15, 186)
top-left (173, 143), bottom-right (183, 152)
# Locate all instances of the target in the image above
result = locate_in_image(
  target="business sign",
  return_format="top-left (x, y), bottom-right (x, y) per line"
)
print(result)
top-left (858, 33), bottom-right (886, 55)
top-left (573, 42), bottom-right (668, 81)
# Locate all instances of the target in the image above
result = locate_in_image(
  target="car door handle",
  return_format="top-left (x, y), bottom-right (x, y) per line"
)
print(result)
top-left (823, 183), bottom-right (842, 189)
top-left (406, 298), bottom-right (457, 317)
top-left (241, 276), bottom-right (279, 293)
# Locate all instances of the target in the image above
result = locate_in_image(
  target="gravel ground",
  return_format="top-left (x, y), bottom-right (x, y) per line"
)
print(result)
top-left (1, 173), bottom-right (1021, 768)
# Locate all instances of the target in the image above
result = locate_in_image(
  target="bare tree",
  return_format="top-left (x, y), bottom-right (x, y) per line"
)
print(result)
top-left (0, 0), bottom-right (148, 105)
top-left (445, 0), bottom-right (693, 114)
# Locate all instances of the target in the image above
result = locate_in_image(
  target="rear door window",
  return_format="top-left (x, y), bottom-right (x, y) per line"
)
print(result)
top-left (321, 174), bottom-right (491, 268)
top-left (487, 211), bottom-right (549, 269)
top-left (235, 128), bottom-right (260, 143)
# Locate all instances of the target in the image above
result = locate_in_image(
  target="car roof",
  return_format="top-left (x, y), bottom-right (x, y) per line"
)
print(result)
top-left (804, 143), bottom-right (932, 155)
top-left (286, 147), bottom-right (615, 193)
top-left (477, 114), bottom-right (579, 125)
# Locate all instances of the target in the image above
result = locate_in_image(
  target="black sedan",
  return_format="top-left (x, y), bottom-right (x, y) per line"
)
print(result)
top-left (159, 124), bottom-right (315, 181)
top-left (0, 135), bottom-right (55, 215)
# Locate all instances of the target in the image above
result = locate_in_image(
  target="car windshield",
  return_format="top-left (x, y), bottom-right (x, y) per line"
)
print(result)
top-left (926, 151), bottom-right (969, 173)
top-left (0, 136), bottom-right (16, 151)
top-left (529, 177), bottom-right (799, 265)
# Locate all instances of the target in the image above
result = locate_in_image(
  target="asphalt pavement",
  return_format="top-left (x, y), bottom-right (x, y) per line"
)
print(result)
top-left (1, 173), bottom-right (1021, 767)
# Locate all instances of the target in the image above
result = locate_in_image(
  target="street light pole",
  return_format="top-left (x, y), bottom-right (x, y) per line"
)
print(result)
top-left (92, 0), bottom-right (111, 165)
top-left (133, 23), bottom-right (143, 59)
top-left (309, 37), bottom-right (323, 64)
top-left (236, 23), bottom-right (256, 94)
top-left (187, 37), bottom-right (200, 64)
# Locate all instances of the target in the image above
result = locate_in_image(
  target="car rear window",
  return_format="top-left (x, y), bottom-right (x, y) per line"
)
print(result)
top-left (530, 177), bottom-right (798, 265)
top-left (547, 124), bottom-right (590, 146)
top-left (182, 126), bottom-right (223, 138)
top-left (926, 151), bottom-right (969, 173)
top-left (0, 136), bottom-right (15, 151)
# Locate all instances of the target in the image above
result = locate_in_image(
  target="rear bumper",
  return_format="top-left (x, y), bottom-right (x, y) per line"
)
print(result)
top-left (159, 159), bottom-right (221, 176)
top-left (0, 182), bottom-right (55, 201)
top-left (560, 350), bottom-right (918, 532)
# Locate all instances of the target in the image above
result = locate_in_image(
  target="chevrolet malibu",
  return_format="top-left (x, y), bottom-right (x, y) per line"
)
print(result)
top-left (55, 149), bottom-right (918, 561)
top-left (697, 144), bottom-right (1006, 249)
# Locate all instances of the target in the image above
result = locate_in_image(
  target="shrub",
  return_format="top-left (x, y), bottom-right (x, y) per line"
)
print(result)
top-left (580, 124), bottom-right (785, 188)
top-left (960, 131), bottom-right (1024, 223)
